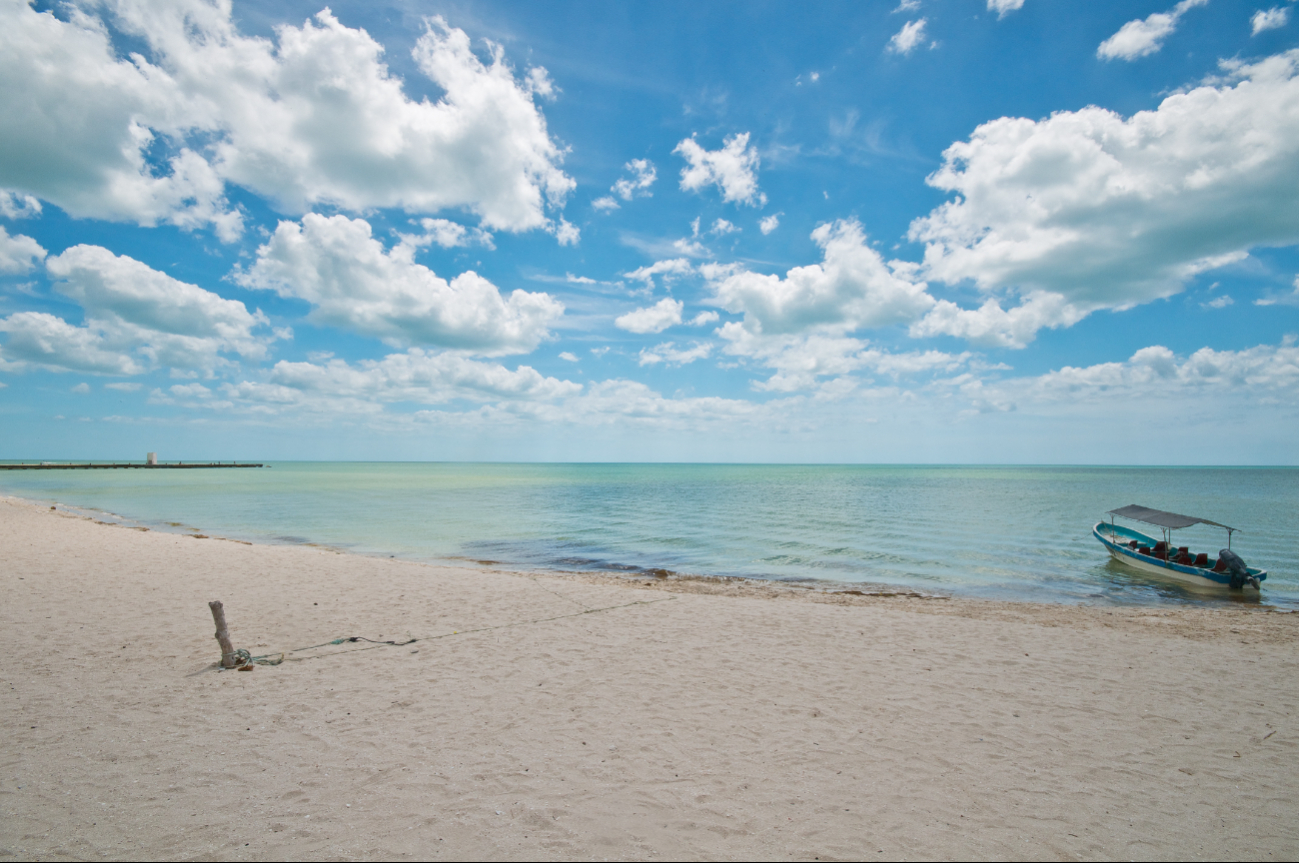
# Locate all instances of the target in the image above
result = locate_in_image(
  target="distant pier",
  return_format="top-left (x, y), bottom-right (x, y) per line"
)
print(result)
top-left (0, 462), bottom-right (264, 470)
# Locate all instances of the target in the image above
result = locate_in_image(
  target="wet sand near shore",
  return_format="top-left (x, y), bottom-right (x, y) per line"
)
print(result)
top-left (3, 495), bottom-right (1297, 861)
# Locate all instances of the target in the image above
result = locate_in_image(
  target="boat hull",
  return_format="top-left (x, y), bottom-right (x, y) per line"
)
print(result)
top-left (1093, 522), bottom-right (1266, 590)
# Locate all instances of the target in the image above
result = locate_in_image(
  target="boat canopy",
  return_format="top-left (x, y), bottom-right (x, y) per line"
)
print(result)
top-left (1107, 504), bottom-right (1235, 532)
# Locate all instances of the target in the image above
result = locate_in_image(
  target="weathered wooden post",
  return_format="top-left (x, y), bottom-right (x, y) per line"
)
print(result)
top-left (208, 600), bottom-right (239, 668)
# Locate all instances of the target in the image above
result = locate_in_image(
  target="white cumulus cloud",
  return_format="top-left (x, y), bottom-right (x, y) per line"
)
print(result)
top-left (860, 348), bottom-right (973, 378)
top-left (0, 193), bottom-right (41, 220)
top-left (168, 383), bottom-right (211, 400)
top-left (624, 258), bottom-right (695, 286)
top-left (223, 350), bottom-right (582, 413)
top-left (988, 0), bottom-right (1026, 17)
top-left (1097, 0), bottom-right (1208, 61)
top-left (0, 0), bottom-right (241, 238)
top-left (706, 221), bottom-right (937, 389)
top-left (712, 220), bottom-right (934, 337)
top-left (674, 133), bottom-right (765, 206)
top-left (0, 227), bottom-right (46, 274)
top-left (548, 217), bottom-right (581, 247)
top-left (48, 244), bottom-right (272, 363)
top-left (910, 50), bottom-right (1299, 345)
top-left (239, 214), bottom-right (563, 355)
top-left (672, 237), bottom-right (711, 257)
top-left (716, 328), bottom-right (873, 392)
top-left (759, 214), bottom-right (781, 235)
top-left (0, 2), bottom-right (573, 239)
top-left (909, 293), bottom-right (1088, 349)
top-left (549, 379), bottom-right (765, 431)
top-left (1, 244), bottom-right (273, 376)
top-left (713, 334), bottom-right (974, 394)
top-left (0, 312), bottom-right (143, 375)
top-left (1002, 342), bottom-right (1299, 406)
top-left (934, 340), bottom-right (1299, 419)
top-left (399, 219), bottom-right (495, 251)
top-left (637, 341), bottom-right (713, 366)
top-left (1253, 6), bottom-right (1291, 35)
top-left (611, 159), bottom-right (657, 202)
top-left (615, 298), bottom-right (684, 334)
top-left (888, 19), bottom-right (928, 56)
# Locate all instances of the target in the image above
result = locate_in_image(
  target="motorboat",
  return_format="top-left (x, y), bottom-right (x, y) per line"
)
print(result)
top-left (1093, 504), bottom-right (1266, 591)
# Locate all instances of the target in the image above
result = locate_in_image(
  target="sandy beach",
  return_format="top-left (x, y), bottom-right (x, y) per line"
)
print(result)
top-left (3, 495), bottom-right (1298, 861)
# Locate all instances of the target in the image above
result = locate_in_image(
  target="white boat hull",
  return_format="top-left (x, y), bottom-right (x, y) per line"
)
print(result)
top-left (1102, 544), bottom-right (1257, 590)
top-left (1093, 522), bottom-right (1265, 591)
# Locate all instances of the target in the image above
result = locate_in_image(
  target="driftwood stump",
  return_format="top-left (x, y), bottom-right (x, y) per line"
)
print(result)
top-left (209, 600), bottom-right (239, 668)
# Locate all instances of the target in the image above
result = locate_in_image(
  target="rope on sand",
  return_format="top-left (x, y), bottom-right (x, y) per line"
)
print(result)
top-left (221, 636), bottom-right (414, 669)
top-left (293, 635), bottom-right (418, 652)
top-left (222, 595), bottom-right (676, 668)
top-left (231, 647), bottom-right (284, 666)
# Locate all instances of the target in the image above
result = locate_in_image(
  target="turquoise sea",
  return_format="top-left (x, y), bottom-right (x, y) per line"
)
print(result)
top-left (2, 463), bottom-right (1296, 609)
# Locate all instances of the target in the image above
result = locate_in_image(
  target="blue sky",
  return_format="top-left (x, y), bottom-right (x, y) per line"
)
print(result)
top-left (1, 0), bottom-right (1297, 462)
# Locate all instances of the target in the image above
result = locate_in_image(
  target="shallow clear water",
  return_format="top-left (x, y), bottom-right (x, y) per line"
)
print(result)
top-left (3, 462), bottom-right (1296, 609)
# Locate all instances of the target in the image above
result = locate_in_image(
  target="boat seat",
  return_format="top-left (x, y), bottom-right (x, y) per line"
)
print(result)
top-left (1138, 546), bottom-right (1151, 555)
top-left (1194, 552), bottom-right (1209, 566)
top-left (1212, 558), bottom-right (1228, 572)
top-left (1178, 546), bottom-right (1189, 556)
top-left (1128, 540), bottom-right (1138, 548)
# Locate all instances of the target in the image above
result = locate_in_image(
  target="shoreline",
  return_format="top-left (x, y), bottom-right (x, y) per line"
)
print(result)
top-left (4, 489), bottom-right (1289, 614)
top-left (24, 490), bottom-right (1299, 636)
top-left (4, 493), bottom-right (1299, 859)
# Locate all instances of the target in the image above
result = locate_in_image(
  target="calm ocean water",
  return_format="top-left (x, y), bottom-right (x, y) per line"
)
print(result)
top-left (2, 463), bottom-right (1296, 608)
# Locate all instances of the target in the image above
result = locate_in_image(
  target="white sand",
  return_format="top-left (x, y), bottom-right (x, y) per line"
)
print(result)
top-left (3, 495), bottom-right (1298, 861)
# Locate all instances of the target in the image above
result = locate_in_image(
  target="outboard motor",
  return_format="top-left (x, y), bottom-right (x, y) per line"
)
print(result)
top-left (1218, 548), bottom-right (1259, 590)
